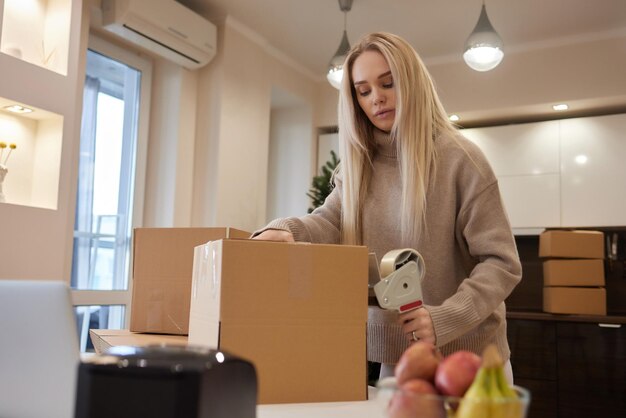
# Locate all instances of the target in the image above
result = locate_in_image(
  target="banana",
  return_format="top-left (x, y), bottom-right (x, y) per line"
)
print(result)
top-left (489, 367), bottom-right (509, 418)
top-left (494, 363), bottom-right (522, 418)
top-left (454, 345), bottom-right (522, 418)
top-left (455, 367), bottom-right (490, 418)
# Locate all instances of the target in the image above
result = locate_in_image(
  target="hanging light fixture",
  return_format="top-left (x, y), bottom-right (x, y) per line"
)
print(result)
top-left (463, 1), bottom-right (504, 72)
top-left (327, 0), bottom-right (353, 89)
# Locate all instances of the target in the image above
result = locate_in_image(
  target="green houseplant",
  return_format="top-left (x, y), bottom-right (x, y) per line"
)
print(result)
top-left (306, 150), bottom-right (340, 213)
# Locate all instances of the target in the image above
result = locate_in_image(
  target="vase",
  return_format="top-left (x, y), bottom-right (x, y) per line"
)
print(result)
top-left (0, 164), bottom-right (7, 203)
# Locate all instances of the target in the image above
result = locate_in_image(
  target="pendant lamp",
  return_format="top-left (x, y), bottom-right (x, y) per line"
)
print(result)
top-left (327, 0), bottom-right (353, 89)
top-left (463, 2), bottom-right (504, 72)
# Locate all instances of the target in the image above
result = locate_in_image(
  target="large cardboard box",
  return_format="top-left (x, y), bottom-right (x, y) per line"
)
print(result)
top-left (131, 227), bottom-right (250, 334)
top-left (188, 239), bottom-right (368, 404)
top-left (543, 287), bottom-right (606, 316)
top-left (543, 259), bottom-right (605, 287)
top-left (538, 230), bottom-right (604, 259)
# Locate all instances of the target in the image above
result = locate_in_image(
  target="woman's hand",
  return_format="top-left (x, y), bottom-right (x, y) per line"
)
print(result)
top-left (252, 229), bottom-right (295, 242)
top-left (399, 307), bottom-right (436, 345)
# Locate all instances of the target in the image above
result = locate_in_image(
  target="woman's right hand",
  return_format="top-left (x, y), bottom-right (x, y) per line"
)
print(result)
top-left (252, 229), bottom-right (295, 242)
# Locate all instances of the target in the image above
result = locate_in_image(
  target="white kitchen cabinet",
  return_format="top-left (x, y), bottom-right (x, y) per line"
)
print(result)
top-left (560, 113), bottom-right (626, 227)
top-left (498, 174), bottom-right (561, 229)
top-left (463, 120), bottom-right (561, 231)
top-left (463, 121), bottom-right (560, 177)
top-left (464, 113), bottom-right (626, 230)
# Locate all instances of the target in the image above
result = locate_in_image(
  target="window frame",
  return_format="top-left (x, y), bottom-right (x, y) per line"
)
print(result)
top-left (70, 34), bottom-right (152, 328)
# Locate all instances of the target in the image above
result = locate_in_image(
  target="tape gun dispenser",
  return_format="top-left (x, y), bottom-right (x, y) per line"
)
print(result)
top-left (373, 248), bottom-right (425, 313)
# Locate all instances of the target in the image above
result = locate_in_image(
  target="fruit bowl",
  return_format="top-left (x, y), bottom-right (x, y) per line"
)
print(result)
top-left (375, 377), bottom-right (531, 418)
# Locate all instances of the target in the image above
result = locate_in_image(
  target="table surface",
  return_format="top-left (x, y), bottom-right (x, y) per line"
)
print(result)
top-left (258, 387), bottom-right (383, 418)
top-left (89, 330), bottom-right (386, 416)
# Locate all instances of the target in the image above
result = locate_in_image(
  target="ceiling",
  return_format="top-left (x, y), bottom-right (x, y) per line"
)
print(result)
top-left (177, 0), bottom-right (626, 81)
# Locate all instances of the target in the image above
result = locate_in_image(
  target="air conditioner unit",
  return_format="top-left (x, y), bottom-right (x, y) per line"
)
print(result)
top-left (101, 0), bottom-right (217, 69)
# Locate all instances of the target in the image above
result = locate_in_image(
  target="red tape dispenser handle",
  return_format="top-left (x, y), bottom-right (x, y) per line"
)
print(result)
top-left (374, 249), bottom-right (425, 312)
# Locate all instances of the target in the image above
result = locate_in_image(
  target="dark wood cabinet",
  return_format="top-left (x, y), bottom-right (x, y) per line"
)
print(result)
top-left (557, 322), bottom-right (626, 418)
top-left (507, 319), bottom-right (558, 418)
top-left (507, 317), bottom-right (626, 418)
top-left (508, 319), bottom-right (557, 380)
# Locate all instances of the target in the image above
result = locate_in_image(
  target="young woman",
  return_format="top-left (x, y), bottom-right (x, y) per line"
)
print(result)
top-left (253, 32), bottom-right (521, 381)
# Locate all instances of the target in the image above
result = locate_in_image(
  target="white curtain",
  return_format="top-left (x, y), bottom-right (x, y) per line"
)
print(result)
top-left (72, 75), bottom-right (100, 289)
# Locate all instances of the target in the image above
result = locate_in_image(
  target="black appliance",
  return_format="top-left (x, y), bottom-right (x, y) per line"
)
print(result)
top-left (74, 345), bottom-right (257, 418)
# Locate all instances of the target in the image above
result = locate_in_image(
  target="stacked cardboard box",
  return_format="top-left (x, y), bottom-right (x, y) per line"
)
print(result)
top-left (539, 230), bottom-right (606, 315)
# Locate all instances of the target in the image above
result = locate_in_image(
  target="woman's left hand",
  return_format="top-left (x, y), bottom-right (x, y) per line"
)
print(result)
top-left (398, 307), bottom-right (436, 345)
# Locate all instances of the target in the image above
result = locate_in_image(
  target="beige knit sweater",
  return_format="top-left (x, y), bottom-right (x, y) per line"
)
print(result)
top-left (255, 130), bottom-right (522, 364)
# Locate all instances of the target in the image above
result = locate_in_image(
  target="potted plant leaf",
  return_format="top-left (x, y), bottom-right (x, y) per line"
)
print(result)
top-left (306, 150), bottom-right (340, 213)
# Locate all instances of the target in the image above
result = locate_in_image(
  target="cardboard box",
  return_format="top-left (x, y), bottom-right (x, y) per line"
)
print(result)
top-left (131, 227), bottom-right (250, 334)
top-left (543, 287), bottom-right (606, 316)
top-left (188, 239), bottom-right (368, 404)
top-left (89, 329), bottom-right (188, 355)
top-left (543, 259), bottom-right (605, 287)
top-left (539, 230), bottom-right (605, 259)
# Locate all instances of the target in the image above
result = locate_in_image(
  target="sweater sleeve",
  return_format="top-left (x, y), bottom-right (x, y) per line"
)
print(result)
top-left (252, 174), bottom-right (343, 244)
top-left (427, 182), bottom-right (522, 347)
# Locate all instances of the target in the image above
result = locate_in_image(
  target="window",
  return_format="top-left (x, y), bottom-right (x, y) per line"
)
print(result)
top-left (71, 36), bottom-right (151, 352)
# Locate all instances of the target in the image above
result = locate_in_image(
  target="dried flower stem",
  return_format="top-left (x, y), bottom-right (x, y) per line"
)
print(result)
top-left (3, 143), bottom-right (16, 165)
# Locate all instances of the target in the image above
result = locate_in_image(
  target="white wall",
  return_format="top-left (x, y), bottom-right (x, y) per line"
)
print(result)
top-left (143, 58), bottom-right (198, 227)
top-left (266, 102), bottom-right (313, 222)
top-left (190, 17), bottom-right (322, 233)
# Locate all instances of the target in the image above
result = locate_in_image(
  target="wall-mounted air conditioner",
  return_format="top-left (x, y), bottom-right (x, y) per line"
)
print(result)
top-left (101, 0), bottom-right (217, 70)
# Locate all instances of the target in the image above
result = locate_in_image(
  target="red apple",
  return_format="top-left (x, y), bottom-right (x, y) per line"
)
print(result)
top-left (434, 350), bottom-right (481, 397)
top-left (388, 379), bottom-right (444, 418)
top-left (402, 378), bottom-right (438, 395)
top-left (394, 341), bottom-right (443, 385)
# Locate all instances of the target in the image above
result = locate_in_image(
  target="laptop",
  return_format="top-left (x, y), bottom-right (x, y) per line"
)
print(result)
top-left (0, 280), bottom-right (80, 418)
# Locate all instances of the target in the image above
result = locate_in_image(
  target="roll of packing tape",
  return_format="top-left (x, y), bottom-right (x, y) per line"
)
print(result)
top-left (379, 248), bottom-right (425, 278)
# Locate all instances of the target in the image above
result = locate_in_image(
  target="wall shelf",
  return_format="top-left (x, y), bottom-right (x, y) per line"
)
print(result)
top-left (0, 96), bottom-right (63, 209)
top-left (0, 0), bottom-right (72, 75)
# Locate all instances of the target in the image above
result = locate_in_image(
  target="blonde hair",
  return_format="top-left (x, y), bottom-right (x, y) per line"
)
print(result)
top-left (337, 32), bottom-right (457, 245)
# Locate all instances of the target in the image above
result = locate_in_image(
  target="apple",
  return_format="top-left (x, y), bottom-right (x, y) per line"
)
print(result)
top-left (387, 379), bottom-right (444, 418)
top-left (434, 350), bottom-right (481, 397)
top-left (394, 341), bottom-right (443, 384)
top-left (402, 378), bottom-right (439, 395)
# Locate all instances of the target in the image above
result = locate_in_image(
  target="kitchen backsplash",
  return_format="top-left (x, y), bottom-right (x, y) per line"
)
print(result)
top-left (506, 228), bottom-right (626, 315)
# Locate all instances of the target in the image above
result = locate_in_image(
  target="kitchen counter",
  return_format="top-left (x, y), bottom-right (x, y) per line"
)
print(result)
top-left (508, 310), bottom-right (626, 324)
top-left (258, 387), bottom-right (382, 418)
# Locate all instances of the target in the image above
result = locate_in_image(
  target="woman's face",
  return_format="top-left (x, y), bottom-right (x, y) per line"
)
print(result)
top-left (351, 50), bottom-right (396, 132)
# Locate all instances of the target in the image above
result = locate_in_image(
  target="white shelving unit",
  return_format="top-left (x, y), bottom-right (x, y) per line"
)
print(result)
top-left (0, 0), bottom-right (87, 280)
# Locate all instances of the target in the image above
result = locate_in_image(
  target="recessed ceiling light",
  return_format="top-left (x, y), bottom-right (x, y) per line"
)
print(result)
top-left (4, 104), bottom-right (33, 114)
top-left (449, 114), bottom-right (460, 122)
top-left (552, 104), bottom-right (569, 111)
